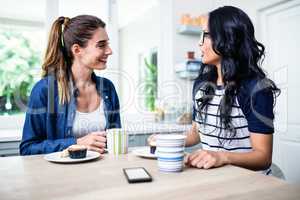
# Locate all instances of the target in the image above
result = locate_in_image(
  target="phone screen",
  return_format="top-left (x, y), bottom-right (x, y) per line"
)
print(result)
top-left (123, 167), bottom-right (152, 183)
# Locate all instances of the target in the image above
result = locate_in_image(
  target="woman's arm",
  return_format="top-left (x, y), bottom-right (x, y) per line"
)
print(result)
top-left (185, 132), bottom-right (273, 171)
top-left (221, 133), bottom-right (273, 170)
top-left (185, 122), bottom-right (200, 147)
top-left (20, 111), bottom-right (77, 155)
top-left (19, 80), bottom-right (76, 155)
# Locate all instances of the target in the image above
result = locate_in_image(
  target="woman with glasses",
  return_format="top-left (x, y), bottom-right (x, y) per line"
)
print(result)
top-left (20, 15), bottom-right (121, 155)
top-left (149, 6), bottom-right (280, 174)
top-left (183, 6), bottom-right (280, 174)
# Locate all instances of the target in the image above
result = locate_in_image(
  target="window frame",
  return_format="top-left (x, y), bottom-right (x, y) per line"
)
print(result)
top-left (0, 18), bottom-right (45, 139)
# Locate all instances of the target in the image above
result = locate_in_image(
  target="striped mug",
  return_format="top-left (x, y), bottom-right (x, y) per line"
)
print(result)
top-left (156, 134), bottom-right (186, 172)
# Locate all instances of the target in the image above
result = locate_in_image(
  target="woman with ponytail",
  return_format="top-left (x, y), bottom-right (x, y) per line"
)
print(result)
top-left (182, 6), bottom-right (280, 174)
top-left (20, 15), bottom-right (121, 155)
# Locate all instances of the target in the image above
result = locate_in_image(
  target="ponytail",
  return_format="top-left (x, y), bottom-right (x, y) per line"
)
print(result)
top-left (42, 16), bottom-right (71, 105)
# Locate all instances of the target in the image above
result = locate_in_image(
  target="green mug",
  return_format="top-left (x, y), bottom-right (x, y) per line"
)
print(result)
top-left (106, 128), bottom-right (128, 155)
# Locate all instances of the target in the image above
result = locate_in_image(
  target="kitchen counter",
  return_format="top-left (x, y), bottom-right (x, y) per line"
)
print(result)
top-left (124, 122), bottom-right (191, 135)
top-left (0, 122), bottom-right (191, 142)
top-left (0, 122), bottom-right (192, 156)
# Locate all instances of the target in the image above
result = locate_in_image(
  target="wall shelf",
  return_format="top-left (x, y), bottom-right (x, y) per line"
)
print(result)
top-left (175, 59), bottom-right (201, 80)
top-left (177, 25), bottom-right (202, 36)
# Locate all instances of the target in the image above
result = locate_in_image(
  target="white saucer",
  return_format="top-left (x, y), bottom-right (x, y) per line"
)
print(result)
top-left (44, 150), bottom-right (101, 163)
top-left (132, 147), bottom-right (157, 159)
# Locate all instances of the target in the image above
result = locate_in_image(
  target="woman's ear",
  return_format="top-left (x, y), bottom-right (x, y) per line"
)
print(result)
top-left (71, 44), bottom-right (81, 57)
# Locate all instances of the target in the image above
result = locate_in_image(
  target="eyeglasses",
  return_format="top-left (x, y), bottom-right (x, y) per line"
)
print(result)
top-left (199, 31), bottom-right (210, 46)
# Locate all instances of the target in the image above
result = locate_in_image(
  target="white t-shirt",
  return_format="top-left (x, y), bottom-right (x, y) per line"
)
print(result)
top-left (72, 100), bottom-right (106, 138)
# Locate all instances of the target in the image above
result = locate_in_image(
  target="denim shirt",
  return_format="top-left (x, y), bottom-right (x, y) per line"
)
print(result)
top-left (20, 73), bottom-right (121, 155)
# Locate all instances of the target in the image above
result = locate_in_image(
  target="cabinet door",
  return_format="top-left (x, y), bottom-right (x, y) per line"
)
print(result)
top-left (261, 0), bottom-right (300, 183)
top-left (0, 141), bottom-right (20, 156)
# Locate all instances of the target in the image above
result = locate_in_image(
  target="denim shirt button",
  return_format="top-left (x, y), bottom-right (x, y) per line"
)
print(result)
top-left (105, 96), bottom-right (108, 99)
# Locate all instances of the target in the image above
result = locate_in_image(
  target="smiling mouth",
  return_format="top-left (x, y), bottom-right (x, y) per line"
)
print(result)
top-left (99, 59), bottom-right (107, 63)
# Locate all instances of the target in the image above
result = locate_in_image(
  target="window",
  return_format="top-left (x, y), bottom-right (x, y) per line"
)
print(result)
top-left (138, 48), bottom-right (158, 111)
top-left (0, 25), bottom-right (43, 116)
top-left (0, 21), bottom-right (45, 135)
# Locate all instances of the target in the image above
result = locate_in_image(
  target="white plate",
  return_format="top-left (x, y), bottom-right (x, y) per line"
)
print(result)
top-left (44, 150), bottom-right (101, 163)
top-left (132, 147), bottom-right (157, 159)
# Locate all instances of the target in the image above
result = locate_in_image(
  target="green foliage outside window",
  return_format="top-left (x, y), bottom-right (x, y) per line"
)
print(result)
top-left (0, 30), bottom-right (41, 115)
top-left (144, 54), bottom-right (157, 111)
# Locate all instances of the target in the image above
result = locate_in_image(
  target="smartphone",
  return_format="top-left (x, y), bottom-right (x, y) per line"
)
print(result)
top-left (123, 167), bottom-right (152, 183)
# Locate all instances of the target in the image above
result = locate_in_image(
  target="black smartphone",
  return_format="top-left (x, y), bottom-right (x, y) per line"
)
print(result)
top-left (123, 167), bottom-right (152, 183)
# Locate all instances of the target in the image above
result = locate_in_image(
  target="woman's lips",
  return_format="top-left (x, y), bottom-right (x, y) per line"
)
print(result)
top-left (99, 59), bottom-right (107, 63)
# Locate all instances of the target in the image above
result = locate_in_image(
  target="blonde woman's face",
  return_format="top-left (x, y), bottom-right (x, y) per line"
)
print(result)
top-left (77, 28), bottom-right (112, 70)
top-left (199, 16), bottom-right (221, 66)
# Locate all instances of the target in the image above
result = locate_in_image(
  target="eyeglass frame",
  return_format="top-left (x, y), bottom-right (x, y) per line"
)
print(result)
top-left (199, 31), bottom-right (210, 46)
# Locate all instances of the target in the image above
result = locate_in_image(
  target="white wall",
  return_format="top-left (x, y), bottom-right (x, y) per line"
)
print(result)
top-left (117, 0), bottom-right (159, 28)
top-left (59, 0), bottom-right (109, 20)
top-left (0, 0), bottom-right (45, 22)
top-left (119, 5), bottom-right (160, 121)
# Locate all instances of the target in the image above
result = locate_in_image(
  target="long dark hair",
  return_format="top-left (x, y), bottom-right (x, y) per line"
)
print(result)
top-left (42, 15), bottom-right (105, 104)
top-left (195, 6), bottom-right (280, 142)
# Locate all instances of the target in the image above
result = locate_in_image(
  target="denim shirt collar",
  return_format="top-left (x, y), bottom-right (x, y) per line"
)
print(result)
top-left (66, 72), bottom-right (112, 133)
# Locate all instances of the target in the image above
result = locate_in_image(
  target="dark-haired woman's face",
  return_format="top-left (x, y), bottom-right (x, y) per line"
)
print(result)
top-left (199, 17), bottom-right (221, 67)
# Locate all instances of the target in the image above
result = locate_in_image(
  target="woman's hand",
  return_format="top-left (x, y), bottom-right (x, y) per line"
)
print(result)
top-left (77, 131), bottom-right (107, 154)
top-left (184, 149), bottom-right (228, 169)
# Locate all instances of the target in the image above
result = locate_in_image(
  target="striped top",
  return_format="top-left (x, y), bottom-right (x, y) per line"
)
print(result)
top-left (194, 86), bottom-right (271, 175)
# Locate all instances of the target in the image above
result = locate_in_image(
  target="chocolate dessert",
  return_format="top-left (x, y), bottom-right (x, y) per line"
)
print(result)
top-left (149, 141), bottom-right (156, 154)
top-left (67, 145), bottom-right (87, 159)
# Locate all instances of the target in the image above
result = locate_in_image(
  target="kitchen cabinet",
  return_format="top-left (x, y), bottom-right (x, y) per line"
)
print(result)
top-left (0, 140), bottom-right (20, 156)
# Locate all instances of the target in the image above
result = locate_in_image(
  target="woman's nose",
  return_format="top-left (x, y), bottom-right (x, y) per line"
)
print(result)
top-left (106, 46), bottom-right (113, 55)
